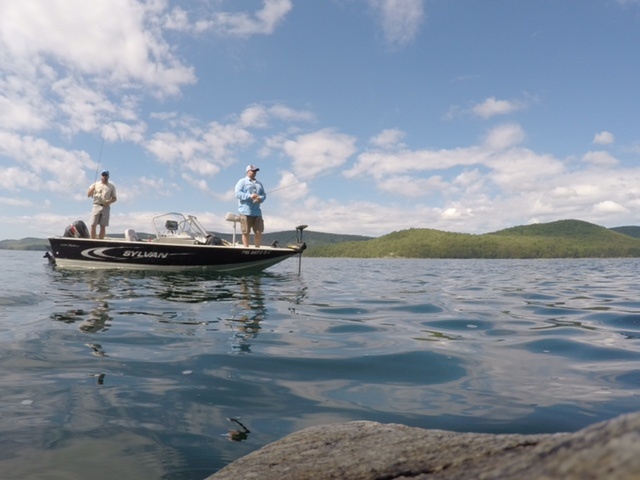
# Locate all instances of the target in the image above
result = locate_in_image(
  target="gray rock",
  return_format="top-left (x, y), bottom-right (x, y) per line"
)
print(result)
top-left (206, 412), bottom-right (640, 480)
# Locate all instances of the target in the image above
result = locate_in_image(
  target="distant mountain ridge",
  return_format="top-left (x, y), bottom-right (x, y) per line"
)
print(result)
top-left (610, 226), bottom-right (640, 238)
top-left (3, 220), bottom-right (640, 258)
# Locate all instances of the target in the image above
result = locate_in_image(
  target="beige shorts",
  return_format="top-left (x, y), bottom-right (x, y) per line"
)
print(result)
top-left (240, 215), bottom-right (264, 234)
top-left (90, 205), bottom-right (110, 226)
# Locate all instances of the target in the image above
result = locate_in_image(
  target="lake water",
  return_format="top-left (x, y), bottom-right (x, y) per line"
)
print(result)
top-left (1, 251), bottom-right (639, 479)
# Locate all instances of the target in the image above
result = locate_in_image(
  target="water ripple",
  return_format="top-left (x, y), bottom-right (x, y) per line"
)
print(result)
top-left (1, 253), bottom-right (640, 479)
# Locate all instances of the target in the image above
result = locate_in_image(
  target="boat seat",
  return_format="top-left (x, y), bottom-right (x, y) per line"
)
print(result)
top-left (225, 213), bottom-right (241, 223)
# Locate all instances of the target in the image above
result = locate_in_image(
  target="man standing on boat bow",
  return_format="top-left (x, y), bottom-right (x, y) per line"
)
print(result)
top-left (235, 165), bottom-right (266, 247)
top-left (87, 170), bottom-right (117, 239)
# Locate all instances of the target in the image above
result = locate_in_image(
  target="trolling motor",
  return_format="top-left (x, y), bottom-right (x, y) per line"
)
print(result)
top-left (295, 224), bottom-right (308, 273)
top-left (296, 224), bottom-right (308, 244)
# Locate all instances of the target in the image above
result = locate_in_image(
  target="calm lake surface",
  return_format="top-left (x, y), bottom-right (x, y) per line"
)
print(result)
top-left (1, 251), bottom-right (639, 479)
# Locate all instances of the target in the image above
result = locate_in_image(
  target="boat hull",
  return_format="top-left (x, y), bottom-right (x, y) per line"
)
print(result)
top-left (48, 237), bottom-right (304, 273)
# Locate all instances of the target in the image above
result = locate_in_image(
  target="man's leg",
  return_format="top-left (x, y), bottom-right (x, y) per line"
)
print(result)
top-left (240, 215), bottom-right (250, 246)
top-left (90, 224), bottom-right (97, 239)
top-left (254, 231), bottom-right (262, 248)
top-left (98, 225), bottom-right (106, 239)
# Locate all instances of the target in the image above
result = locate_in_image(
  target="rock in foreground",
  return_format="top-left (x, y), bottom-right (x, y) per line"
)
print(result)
top-left (207, 412), bottom-right (640, 480)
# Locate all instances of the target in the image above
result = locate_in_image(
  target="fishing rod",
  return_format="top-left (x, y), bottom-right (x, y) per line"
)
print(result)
top-left (93, 135), bottom-right (106, 183)
top-left (268, 178), bottom-right (307, 195)
top-left (266, 169), bottom-right (332, 195)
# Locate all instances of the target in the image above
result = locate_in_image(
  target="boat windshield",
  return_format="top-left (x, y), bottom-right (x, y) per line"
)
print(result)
top-left (152, 213), bottom-right (210, 239)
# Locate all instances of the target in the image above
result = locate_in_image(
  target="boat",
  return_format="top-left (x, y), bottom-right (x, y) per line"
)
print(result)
top-left (46, 212), bottom-right (307, 273)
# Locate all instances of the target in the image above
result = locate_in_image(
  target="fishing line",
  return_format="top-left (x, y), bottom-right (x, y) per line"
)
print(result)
top-left (267, 170), bottom-right (332, 195)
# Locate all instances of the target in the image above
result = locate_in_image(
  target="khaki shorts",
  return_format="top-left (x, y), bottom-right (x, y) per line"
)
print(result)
top-left (240, 215), bottom-right (264, 234)
top-left (90, 205), bottom-right (110, 226)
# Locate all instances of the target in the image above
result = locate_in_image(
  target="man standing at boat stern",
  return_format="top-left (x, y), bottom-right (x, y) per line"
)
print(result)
top-left (87, 170), bottom-right (117, 239)
top-left (235, 165), bottom-right (266, 247)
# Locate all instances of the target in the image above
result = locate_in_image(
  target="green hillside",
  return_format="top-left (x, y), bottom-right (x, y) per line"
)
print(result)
top-left (305, 220), bottom-right (640, 258)
top-left (0, 237), bottom-right (49, 251)
top-left (610, 226), bottom-right (640, 239)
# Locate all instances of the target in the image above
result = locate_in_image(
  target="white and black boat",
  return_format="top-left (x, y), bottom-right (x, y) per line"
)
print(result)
top-left (46, 212), bottom-right (307, 273)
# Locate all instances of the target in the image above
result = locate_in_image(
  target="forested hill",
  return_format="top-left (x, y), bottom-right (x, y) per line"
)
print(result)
top-left (304, 219), bottom-right (640, 258)
top-left (3, 220), bottom-right (640, 258)
top-left (610, 226), bottom-right (640, 238)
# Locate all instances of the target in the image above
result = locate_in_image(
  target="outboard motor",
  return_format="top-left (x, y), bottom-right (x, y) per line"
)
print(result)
top-left (74, 220), bottom-right (89, 238)
top-left (64, 220), bottom-right (90, 238)
top-left (125, 228), bottom-right (139, 241)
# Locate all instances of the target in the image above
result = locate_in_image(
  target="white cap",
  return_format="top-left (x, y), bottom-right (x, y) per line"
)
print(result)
top-left (246, 164), bottom-right (259, 172)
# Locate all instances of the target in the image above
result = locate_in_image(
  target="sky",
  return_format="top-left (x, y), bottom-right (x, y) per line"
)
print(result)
top-left (2, 0), bottom-right (640, 240)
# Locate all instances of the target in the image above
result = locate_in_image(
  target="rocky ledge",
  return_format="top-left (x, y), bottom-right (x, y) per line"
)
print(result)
top-left (207, 411), bottom-right (640, 480)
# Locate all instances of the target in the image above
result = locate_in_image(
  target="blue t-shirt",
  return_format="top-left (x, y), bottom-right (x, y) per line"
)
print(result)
top-left (235, 177), bottom-right (266, 216)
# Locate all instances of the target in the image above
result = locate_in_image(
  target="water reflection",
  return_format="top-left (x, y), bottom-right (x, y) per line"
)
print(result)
top-left (50, 269), bottom-right (114, 332)
top-left (79, 301), bottom-right (112, 332)
top-left (5, 254), bottom-right (640, 479)
top-left (152, 272), bottom-right (236, 304)
top-left (226, 276), bottom-right (267, 353)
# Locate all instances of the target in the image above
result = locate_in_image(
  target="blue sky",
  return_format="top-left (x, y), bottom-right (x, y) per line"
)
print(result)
top-left (2, 0), bottom-right (640, 240)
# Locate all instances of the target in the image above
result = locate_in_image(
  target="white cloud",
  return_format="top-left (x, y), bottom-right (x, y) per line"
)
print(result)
top-left (145, 119), bottom-right (253, 175)
top-left (471, 97), bottom-right (527, 119)
top-left (191, 0), bottom-right (293, 37)
top-left (0, 91), bottom-right (52, 132)
top-left (344, 124), bottom-right (526, 182)
top-left (270, 171), bottom-right (309, 202)
top-left (0, 0), bottom-right (199, 167)
top-left (582, 151), bottom-right (619, 167)
top-left (0, 196), bottom-right (33, 207)
top-left (282, 129), bottom-right (358, 177)
top-left (593, 200), bottom-right (627, 213)
top-left (181, 173), bottom-right (209, 193)
top-left (102, 121), bottom-right (147, 144)
top-left (0, 132), bottom-right (91, 193)
top-left (377, 174), bottom-right (448, 197)
top-left (441, 206), bottom-right (474, 220)
top-left (482, 123), bottom-right (526, 151)
top-left (267, 104), bottom-right (316, 123)
top-left (369, 129), bottom-right (406, 149)
top-left (239, 103), bottom-right (315, 129)
top-left (368, 0), bottom-right (425, 48)
top-left (593, 131), bottom-right (615, 145)
top-left (486, 148), bottom-right (564, 192)
top-left (345, 146), bottom-right (482, 180)
top-left (0, 0), bottom-right (195, 96)
top-left (446, 96), bottom-right (531, 121)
